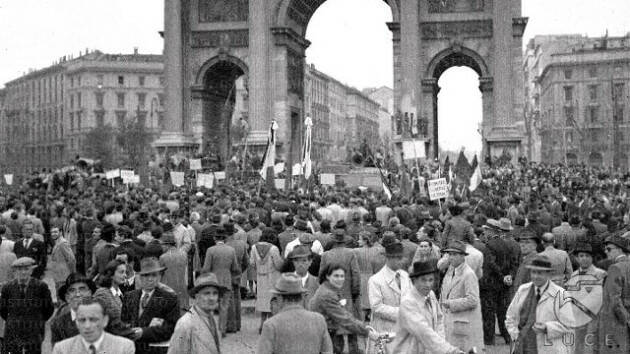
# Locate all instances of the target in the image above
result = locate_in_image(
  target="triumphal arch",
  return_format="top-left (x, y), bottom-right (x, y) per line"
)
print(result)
top-left (154, 0), bottom-right (528, 164)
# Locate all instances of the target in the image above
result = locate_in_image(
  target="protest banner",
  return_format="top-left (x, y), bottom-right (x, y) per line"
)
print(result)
top-left (274, 162), bottom-right (285, 175)
top-left (120, 170), bottom-right (134, 183)
top-left (320, 173), bottom-right (335, 185)
top-left (214, 171), bottom-right (226, 180)
top-left (170, 172), bottom-right (185, 187)
top-left (197, 173), bottom-right (214, 189)
top-left (274, 178), bottom-right (285, 190)
top-left (128, 175), bottom-right (140, 184)
top-left (189, 159), bottom-right (202, 170)
top-left (105, 169), bottom-right (120, 180)
top-left (402, 140), bottom-right (426, 159)
top-left (428, 178), bottom-right (449, 200)
top-left (292, 163), bottom-right (302, 176)
top-left (3, 175), bottom-right (13, 185)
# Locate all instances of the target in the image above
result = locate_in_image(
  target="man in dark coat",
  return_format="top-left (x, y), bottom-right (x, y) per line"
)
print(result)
top-left (225, 222), bottom-right (248, 333)
top-left (0, 257), bottom-right (54, 354)
top-left (50, 273), bottom-right (96, 345)
top-left (13, 222), bottom-right (47, 279)
top-left (121, 257), bottom-right (180, 354)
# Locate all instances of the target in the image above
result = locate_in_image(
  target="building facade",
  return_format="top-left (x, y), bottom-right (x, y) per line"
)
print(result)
top-left (537, 34), bottom-right (630, 169)
top-left (0, 50), bottom-right (164, 173)
top-left (304, 64), bottom-right (382, 163)
top-left (363, 86), bottom-right (394, 151)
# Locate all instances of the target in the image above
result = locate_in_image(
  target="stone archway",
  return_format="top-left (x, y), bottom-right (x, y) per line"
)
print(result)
top-left (192, 57), bottom-right (247, 161)
top-left (422, 46), bottom-right (491, 158)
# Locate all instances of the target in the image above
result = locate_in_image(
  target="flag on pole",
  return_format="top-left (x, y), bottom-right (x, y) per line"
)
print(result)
top-left (443, 156), bottom-right (454, 183)
top-left (259, 120), bottom-right (278, 179)
top-left (301, 115), bottom-right (313, 179)
top-left (469, 155), bottom-right (482, 192)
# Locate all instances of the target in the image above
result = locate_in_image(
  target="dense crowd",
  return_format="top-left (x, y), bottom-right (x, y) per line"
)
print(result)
top-left (0, 161), bottom-right (630, 354)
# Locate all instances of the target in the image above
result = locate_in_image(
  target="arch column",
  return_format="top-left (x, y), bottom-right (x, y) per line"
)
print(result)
top-left (479, 77), bottom-right (494, 159)
top-left (421, 78), bottom-right (439, 159)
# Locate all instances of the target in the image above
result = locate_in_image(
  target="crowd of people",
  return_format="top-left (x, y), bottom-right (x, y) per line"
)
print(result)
top-left (0, 161), bottom-right (629, 353)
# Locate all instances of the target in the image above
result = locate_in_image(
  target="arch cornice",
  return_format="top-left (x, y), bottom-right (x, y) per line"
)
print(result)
top-left (193, 53), bottom-right (249, 87)
top-left (425, 45), bottom-right (490, 79)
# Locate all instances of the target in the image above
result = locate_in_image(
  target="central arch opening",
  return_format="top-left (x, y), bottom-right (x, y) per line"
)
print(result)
top-left (302, 0), bottom-right (394, 163)
top-left (431, 51), bottom-right (485, 157)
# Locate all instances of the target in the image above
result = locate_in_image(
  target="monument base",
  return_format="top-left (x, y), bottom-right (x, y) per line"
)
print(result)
top-left (153, 132), bottom-right (198, 155)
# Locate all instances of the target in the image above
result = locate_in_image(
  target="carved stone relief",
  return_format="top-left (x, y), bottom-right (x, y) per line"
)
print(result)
top-left (421, 20), bottom-right (493, 39)
top-left (198, 0), bottom-right (248, 23)
top-left (191, 30), bottom-right (249, 48)
top-left (428, 0), bottom-right (484, 13)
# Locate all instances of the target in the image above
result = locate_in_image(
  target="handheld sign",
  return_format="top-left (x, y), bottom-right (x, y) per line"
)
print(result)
top-left (170, 172), bottom-right (185, 187)
top-left (427, 178), bottom-right (449, 201)
top-left (120, 170), bottom-right (134, 183)
top-left (274, 178), bottom-right (285, 190)
top-left (105, 169), bottom-right (120, 180)
top-left (189, 159), bottom-right (202, 170)
top-left (320, 173), bottom-right (335, 186)
top-left (214, 171), bottom-right (226, 180)
top-left (3, 174), bottom-right (13, 185)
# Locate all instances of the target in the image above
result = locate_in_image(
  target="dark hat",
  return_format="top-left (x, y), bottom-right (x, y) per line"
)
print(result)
top-left (287, 245), bottom-right (312, 259)
top-left (384, 242), bottom-right (404, 257)
top-left (138, 257), bottom-right (167, 275)
top-left (381, 232), bottom-right (398, 247)
top-left (58, 273), bottom-right (96, 301)
top-left (442, 240), bottom-right (468, 255)
top-left (189, 272), bottom-right (227, 297)
top-left (284, 214), bottom-right (295, 225)
top-left (223, 222), bottom-right (235, 234)
top-left (334, 220), bottom-right (346, 230)
top-left (162, 222), bottom-right (174, 233)
top-left (572, 242), bottom-right (593, 255)
top-left (409, 260), bottom-right (438, 278)
top-left (332, 229), bottom-right (346, 242)
top-left (604, 234), bottom-right (630, 253)
top-left (270, 273), bottom-right (307, 295)
top-left (294, 219), bottom-right (309, 231)
top-left (525, 255), bottom-right (553, 271)
top-left (116, 225), bottom-right (133, 238)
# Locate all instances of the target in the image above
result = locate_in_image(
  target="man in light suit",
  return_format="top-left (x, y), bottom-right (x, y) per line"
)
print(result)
top-left (202, 227), bottom-right (241, 337)
top-left (257, 273), bottom-right (333, 354)
top-left (367, 241), bottom-right (411, 354)
top-left (52, 298), bottom-right (135, 354)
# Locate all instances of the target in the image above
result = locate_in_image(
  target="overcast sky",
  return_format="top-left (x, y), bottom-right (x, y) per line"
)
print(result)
top-left (2, 0), bottom-right (629, 152)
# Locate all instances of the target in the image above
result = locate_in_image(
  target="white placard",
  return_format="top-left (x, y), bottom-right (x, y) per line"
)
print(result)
top-left (105, 169), bottom-right (120, 180)
top-left (427, 178), bottom-right (449, 200)
top-left (274, 162), bottom-right (285, 175)
top-left (402, 140), bottom-right (426, 159)
top-left (189, 159), bottom-right (202, 170)
top-left (274, 178), bottom-right (285, 190)
top-left (214, 171), bottom-right (226, 180)
top-left (4, 174), bottom-right (13, 185)
top-left (292, 163), bottom-right (302, 176)
top-left (128, 175), bottom-right (140, 184)
top-left (170, 171), bottom-right (185, 187)
top-left (120, 169), bottom-right (135, 183)
top-left (197, 173), bottom-right (214, 189)
top-left (320, 173), bottom-right (335, 185)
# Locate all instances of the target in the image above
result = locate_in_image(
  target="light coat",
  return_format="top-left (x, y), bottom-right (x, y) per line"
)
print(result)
top-left (160, 247), bottom-right (190, 309)
top-left (256, 304), bottom-right (333, 354)
top-left (250, 242), bottom-right (283, 313)
top-left (391, 288), bottom-right (458, 354)
top-left (52, 332), bottom-right (135, 354)
top-left (367, 265), bottom-right (412, 354)
top-left (506, 281), bottom-right (573, 354)
top-left (49, 237), bottom-right (76, 283)
top-left (167, 306), bottom-right (221, 354)
top-left (439, 262), bottom-right (484, 352)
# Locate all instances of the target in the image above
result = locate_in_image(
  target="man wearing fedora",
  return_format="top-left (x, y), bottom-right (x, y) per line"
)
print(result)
top-left (367, 241), bottom-right (411, 354)
top-left (159, 232), bottom-right (189, 311)
top-left (167, 273), bottom-right (225, 354)
top-left (439, 241), bottom-right (484, 352)
top-left (511, 230), bottom-right (540, 300)
top-left (319, 228), bottom-right (361, 354)
top-left (202, 225), bottom-right (241, 337)
top-left (506, 254), bottom-right (573, 354)
top-left (286, 245), bottom-right (318, 308)
top-left (565, 242), bottom-right (604, 354)
top-left (597, 234), bottom-right (630, 354)
top-left (121, 257), bottom-right (180, 354)
top-left (51, 273), bottom-right (97, 345)
top-left (0, 257), bottom-right (54, 354)
top-left (391, 260), bottom-right (463, 354)
top-left (539, 232), bottom-right (573, 286)
top-left (257, 273), bottom-right (333, 354)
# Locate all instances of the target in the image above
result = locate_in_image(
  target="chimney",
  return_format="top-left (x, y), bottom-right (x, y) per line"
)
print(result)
top-left (134, 47), bottom-right (139, 55)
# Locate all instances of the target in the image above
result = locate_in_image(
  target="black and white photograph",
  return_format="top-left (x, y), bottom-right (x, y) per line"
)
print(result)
top-left (1, 0), bottom-right (630, 353)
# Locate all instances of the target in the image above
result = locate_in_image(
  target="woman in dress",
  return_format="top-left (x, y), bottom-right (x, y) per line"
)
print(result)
top-left (92, 259), bottom-right (132, 336)
top-left (249, 227), bottom-right (283, 332)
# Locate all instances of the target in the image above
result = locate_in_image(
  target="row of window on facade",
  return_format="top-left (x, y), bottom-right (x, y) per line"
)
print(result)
top-left (562, 103), bottom-right (625, 124)
top-left (562, 64), bottom-right (626, 80)
top-left (562, 82), bottom-right (626, 102)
